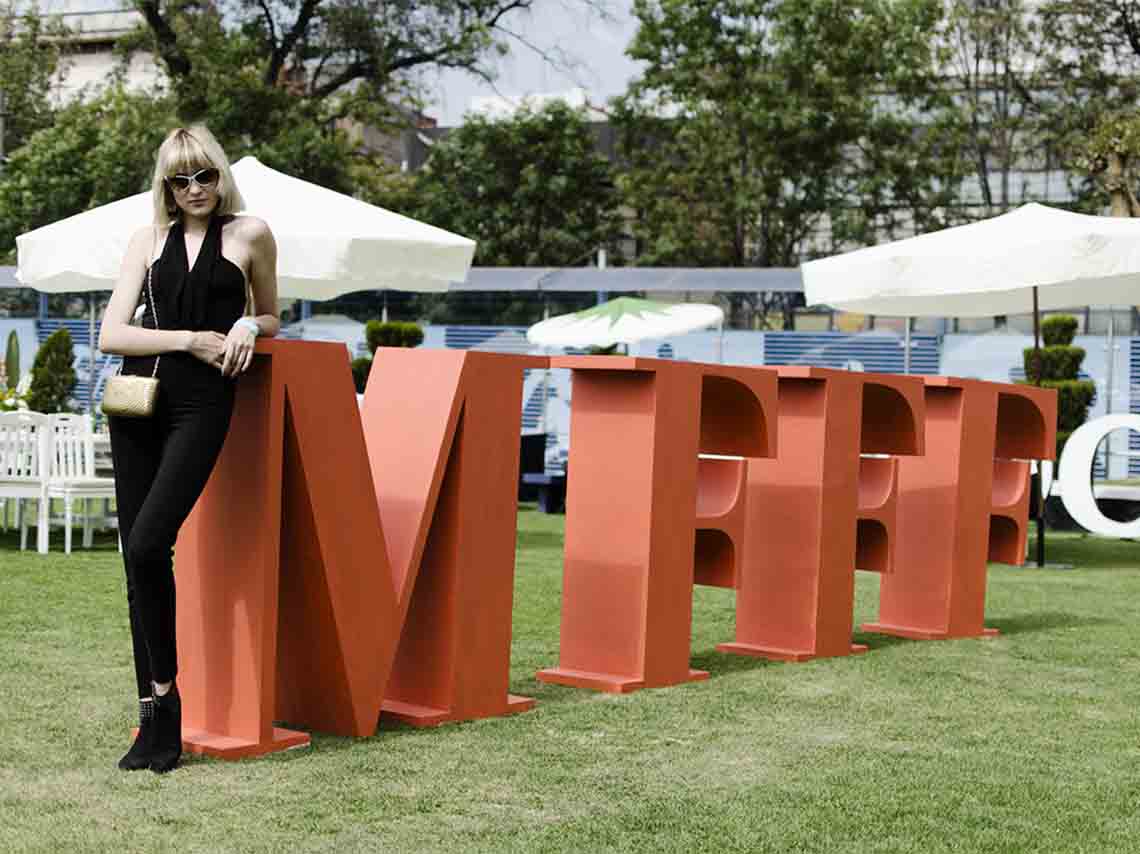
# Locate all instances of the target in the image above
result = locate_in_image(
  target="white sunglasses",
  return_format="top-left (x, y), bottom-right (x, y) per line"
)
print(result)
top-left (166, 168), bottom-right (219, 192)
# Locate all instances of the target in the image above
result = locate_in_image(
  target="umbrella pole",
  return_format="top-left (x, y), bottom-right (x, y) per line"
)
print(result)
top-left (1105, 307), bottom-right (1116, 474)
top-left (1032, 285), bottom-right (1045, 568)
top-left (88, 294), bottom-right (96, 417)
top-left (903, 317), bottom-right (912, 375)
top-left (539, 298), bottom-right (550, 436)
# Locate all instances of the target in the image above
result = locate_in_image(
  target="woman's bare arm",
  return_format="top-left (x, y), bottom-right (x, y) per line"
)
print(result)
top-left (245, 217), bottom-right (280, 338)
top-left (98, 225), bottom-right (193, 356)
top-left (220, 217), bottom-right (279, 376)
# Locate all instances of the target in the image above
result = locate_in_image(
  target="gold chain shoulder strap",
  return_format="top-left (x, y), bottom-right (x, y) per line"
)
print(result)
top-left (146, 225), bottom-right (160, 378)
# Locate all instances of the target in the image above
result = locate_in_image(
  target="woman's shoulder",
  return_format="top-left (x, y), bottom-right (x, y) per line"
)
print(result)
top-left (128, 222), bottom-right (167, 243)
top-left (128, 223), bottom-right (170, 257)
top-left (225, 214), bottom-right (272, 241)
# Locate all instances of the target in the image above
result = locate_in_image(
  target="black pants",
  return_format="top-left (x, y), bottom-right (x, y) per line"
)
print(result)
top-left (109, 354), bottom-right (235, 699)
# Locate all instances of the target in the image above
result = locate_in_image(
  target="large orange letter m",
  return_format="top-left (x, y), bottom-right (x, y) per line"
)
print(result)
top-left (173, 341), bottom-right (542, 758)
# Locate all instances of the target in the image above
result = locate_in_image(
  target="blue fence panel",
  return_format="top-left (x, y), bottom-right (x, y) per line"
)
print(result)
top-left (444, 326), bottom-right (530, 350)
top-left (762, 332), bottom-right (940, 374)
top-left (1131, 339), bottom-right (1140, 477)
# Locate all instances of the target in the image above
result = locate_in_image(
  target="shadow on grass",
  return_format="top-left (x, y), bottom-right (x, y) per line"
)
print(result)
top-left (690, 646), bottom-right (775, 678)
top-left (986, 610), bottom-right (1115, 635)
top-left (187, 717), bottom-right (460, 765)
top-left (997, 533), bottom-right (1140, 571)
top-left (853, 631), bottom-right (914, 652)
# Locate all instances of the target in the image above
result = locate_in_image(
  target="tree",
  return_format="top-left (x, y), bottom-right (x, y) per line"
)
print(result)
top-left (0, 88), bottom-right (176, 258)
top-left (0, 2), bottom-right (67, 157)
top-left (1038, 1), bottom-right (1140, 213)
top-left (941, 0), bottom-right (1046, 216)
top-left (1077, 113), bottom-right (1140, 216)
top-left (26, 328), bottom-right (77, 414)
top-left (614, 0), bottom-right (965, 328)
top-left (128, 0), bottom-right (535, 134)
top-left (408, 102), bottom-right (622, 266)
top-left (372, 102), bottom-right (623, 325)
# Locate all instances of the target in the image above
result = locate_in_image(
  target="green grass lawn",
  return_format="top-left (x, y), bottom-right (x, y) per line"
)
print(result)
top-left (1, 512), bottom-right (1138, 853)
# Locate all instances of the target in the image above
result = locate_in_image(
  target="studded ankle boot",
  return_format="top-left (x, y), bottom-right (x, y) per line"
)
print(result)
top-left (149, 683), bottom-right (182, 774)
top-left (117, 697), bottom-right (155, 771)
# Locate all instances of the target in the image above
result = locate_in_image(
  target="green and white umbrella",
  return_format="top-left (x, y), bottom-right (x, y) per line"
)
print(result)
top-left (526, 297), bottom-right (724, 350)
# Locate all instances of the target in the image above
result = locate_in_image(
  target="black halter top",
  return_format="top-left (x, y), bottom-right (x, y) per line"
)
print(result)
top-left (140, 213), bottom-right (247, 335)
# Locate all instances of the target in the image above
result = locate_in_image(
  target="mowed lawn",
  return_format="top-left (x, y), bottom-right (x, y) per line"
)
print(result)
top-left (1, 510), bottom-right (1138, 854)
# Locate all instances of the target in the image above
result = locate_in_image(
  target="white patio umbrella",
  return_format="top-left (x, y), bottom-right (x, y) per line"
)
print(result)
top-left (800, 203), bottom-right (1140, 318)
top-left (801, 202), bottom-right (1140, 566)
top-left (16, 156), bottom-right (476, 297)
top-left (15, 156), bottom-right (475, 414)
top-left (526, 296), bottom-right (724, 350)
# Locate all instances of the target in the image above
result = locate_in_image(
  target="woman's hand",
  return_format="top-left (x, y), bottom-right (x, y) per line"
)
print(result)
top-left (220, 322), bottom-right (257, 377)
top-left (187, 331), bottom-right (227, 369)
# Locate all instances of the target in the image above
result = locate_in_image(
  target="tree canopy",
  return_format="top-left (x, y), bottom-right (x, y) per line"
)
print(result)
top-left (613, 0), bottom-right (966, 326)
top-left (370, 101), bottom-right (620, 324)
top-left (406, 101), bottom-right (622, 267)
top-left (0, 88), bottom-right (175, 260)
top-left (1038, 0), bottom-right (1140, 213)
top-left (0, 1), bottom-right (66, 155)
top-left (129, 0), bottom-right (533, 129)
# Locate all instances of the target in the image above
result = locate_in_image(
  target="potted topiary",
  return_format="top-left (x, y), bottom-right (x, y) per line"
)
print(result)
top-left (1022, 314), bottom-right (1096, 456)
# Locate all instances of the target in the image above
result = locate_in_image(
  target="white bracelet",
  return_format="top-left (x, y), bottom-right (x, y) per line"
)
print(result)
top-left (234, 317), bottom-right (259, 337)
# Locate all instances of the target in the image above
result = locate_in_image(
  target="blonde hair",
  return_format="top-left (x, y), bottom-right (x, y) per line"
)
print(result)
top-left (151, 125), bottom-right (245, 226)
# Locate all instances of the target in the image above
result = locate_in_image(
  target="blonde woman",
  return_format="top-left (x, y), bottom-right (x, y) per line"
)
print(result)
top-left (99, 126), bottom-right (280, 773)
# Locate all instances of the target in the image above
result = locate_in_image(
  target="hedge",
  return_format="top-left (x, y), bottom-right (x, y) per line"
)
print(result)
top-left (365, 321), bottom-right (424, 353)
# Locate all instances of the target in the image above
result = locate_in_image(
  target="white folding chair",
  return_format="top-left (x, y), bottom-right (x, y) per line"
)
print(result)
top-left (46, 413), bottom-right (118, 554)
top-left (0, 411), bottom-right (50, 553)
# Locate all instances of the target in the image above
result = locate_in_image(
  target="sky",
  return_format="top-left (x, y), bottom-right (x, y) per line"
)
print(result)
top-left (425, 0), bottom-right (645, 126)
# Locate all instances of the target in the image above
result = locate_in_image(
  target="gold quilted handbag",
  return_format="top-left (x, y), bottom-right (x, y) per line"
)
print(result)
top-left (102, 246), bottom-right (161, 418)
top-left (101, 374), bottom-right (159, 418)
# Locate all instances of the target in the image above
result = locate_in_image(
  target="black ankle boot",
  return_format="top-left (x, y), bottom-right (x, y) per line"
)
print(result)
top-left (149, 684), bottom-right (182, 774)
top-left (117, 697), bottom-right (155, 771)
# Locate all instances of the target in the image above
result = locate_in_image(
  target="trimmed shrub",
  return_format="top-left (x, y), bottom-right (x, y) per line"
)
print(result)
top-left (351, 357), bottom-right (373, 394)
top-left (1041, 379), bottom-right (1097, 436)
top-left (1022, 345), bottom-right (1086, 382)
top-left (1020, 315), bottom-right (1092, 456)
top-left (1042, 314), bottom-right (1078, 347)
top-left (5, 331), bottom-right (19, 389)
top-left (400, 322), bottom-right (425, 348)
top-left (365, 321), bottom-right (424, 353)
top-left (26, 328), bottom-right (76, 413)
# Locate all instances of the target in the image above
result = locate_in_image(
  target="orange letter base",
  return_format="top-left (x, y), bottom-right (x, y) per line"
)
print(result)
top-left (171, 341), bottom-right (542, 759)
top-left (537, 357), bottom-right (778, 693)
top-left (862, 376), bottom-right (1057, 641)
